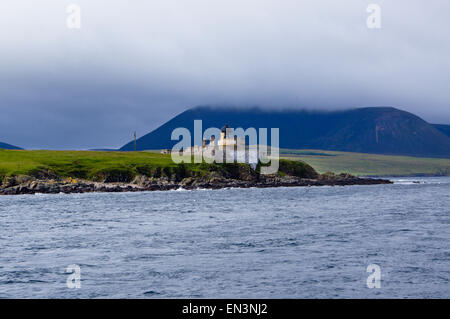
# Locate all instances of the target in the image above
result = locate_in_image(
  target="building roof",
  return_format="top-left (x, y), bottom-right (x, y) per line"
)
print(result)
top-left (221, 124), bottom-right (229, 133)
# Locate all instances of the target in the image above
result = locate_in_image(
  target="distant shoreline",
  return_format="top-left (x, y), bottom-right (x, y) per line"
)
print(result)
top-left (355, 174), bottom-right (450, 178)
top-left (280, 149), bottom-right (450, 177)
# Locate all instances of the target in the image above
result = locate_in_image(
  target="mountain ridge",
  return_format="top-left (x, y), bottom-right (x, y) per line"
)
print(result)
top-left (120, 106), bottom-right (450, 158)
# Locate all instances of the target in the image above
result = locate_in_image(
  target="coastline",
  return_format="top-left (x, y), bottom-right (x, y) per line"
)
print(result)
top-left (0, 174), bottom-right (392, 195)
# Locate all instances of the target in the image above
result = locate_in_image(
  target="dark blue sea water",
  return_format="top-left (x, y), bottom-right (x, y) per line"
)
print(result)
top-left (0, 177), bottom-right (449, 298)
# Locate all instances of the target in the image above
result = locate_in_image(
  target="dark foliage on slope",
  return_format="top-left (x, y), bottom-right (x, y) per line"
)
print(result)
top-left (0, 142), bottom-right (22, 150)
top-left (433, 124), bottom-right (450, 138)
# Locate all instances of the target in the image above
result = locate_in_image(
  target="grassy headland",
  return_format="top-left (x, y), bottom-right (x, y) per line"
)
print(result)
top-left (281, 149), bottom-right (450, 176)
top-left (0, 149), bottom-right (317, 183)
top-left (0, 149), bottom-right (394, 195)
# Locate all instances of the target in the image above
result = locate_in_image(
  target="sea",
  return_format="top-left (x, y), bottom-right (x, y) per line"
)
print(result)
top-left (0, 176), bottom-right (449, 298)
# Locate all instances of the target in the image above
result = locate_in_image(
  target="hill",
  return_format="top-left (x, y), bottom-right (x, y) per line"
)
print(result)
top-left (0, 141), bottom-right (22, 150)
top-left (120, 106), bottom-right (450, 158)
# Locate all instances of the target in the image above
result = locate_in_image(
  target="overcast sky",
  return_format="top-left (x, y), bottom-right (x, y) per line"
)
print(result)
top-left (0, 0), bottom-right (449, 149)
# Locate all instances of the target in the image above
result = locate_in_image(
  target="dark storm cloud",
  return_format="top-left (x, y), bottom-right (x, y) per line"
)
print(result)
top-left (0, 0), bottom-right (449, 149)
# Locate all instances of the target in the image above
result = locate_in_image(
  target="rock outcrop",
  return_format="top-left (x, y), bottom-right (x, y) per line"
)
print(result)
top-left (0, 172), bottom-right (392, 195)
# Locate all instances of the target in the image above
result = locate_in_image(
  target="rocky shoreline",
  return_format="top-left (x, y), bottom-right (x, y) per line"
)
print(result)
top-left (0, 173), bottom-right (392, 195)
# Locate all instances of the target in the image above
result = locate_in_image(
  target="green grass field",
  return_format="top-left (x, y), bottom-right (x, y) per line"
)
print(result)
top-left (0, 149), bottom-right (318, 183)
top-left (280, 149), bottom-right (450, 176)
top-left (0, 149), bottom-right (181, 181)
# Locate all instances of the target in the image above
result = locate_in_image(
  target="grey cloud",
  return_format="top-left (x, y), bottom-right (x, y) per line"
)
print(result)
top-left (0, 0), bottom-right (449, 149)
